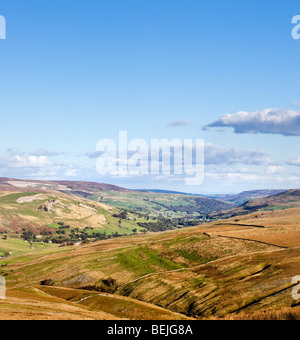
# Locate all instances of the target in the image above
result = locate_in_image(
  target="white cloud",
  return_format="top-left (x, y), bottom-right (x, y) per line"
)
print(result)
top-left (11, 155), bottom-right (51, 168)
top-left (204, 108), bottom-right (300, 136)
top-left (0, 153), bottom-right (90, 181)
top-left (266, 166), bottom-right (286, 175)
top-left (205, 143), bottom-right (270, 165)
top-left (30, 149), bottom-right (62, 157)
top-left (287, 158), bottom-right (300, 167)
top-left (65, 169), bottom-right (78, 177)
top-left (205, 170), bottom-right (261, 184)
top-left (167, 120), bottom-right (190, 127)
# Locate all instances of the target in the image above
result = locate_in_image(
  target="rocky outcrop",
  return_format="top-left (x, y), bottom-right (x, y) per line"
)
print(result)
top-left (37, 200), bottom-right (56, 212)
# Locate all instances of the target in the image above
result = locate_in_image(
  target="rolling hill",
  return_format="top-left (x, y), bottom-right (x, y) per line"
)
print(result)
top-left (206, 189), bottom-right (287, 206)
top-left (0, 199), bottom-right (300, 320)
top-left (0, 181), bottom-right (300, 320)
top-left (0, 178), bottom-right (234, 219)
top-left (0, 190), bottom-right (152, 257)
top-left (209, 189), bottom-right (300, 220)
top-left (0, 178), bottom-right (234, 258)
top-left (136, 189), bottom-right (287, 207)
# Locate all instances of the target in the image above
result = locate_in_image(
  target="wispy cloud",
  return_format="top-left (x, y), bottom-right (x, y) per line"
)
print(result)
top-left (30, 149), bottom-right (63, 157)
top-left (7, 148), bottom-right (63, 157)
top-left (291, 101), bottom-right (300, 108)
top-left (9, 155), bottom-right (51, 168)
top-left (85, 151), bottom-right (106, 159)
top-left (204, 108), bottom-right (300, 136)
top-left (287, 158), bottom-right (300, 167)
top-left (167, 120), bottom-right (190, 127)
top-left (6, 148), bottom-right (26, 157)
top-left (265, 165), bottom-right (286, 175)
top-left (0, 152), bottom-right (87, 181)
top-left (205, 143), bottom-right (270, 165)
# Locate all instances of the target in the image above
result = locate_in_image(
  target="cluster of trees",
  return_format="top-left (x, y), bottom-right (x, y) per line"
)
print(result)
top-left (0, 252), bottom-right (11, 258)
top-left (112, 211), bottom-right (128, 219)
top-left (80, 277), bottom-right (118, 294)
top-left (176, 217), bottom-right (207, 227)
top-left (3, 207), bottom-right (214, 248)
top-left (138, 216), bottom-right (178, 232)
top-left (21, 229), bottom-right (36, 242)
top-left (137, 197), bottom-right (232, 216)
top-left (19, 222), bottom-right (132, 245)
top-left (137, 215), bottom-right (210, 232)
top-left (243, 203), bottom-right (269, 211)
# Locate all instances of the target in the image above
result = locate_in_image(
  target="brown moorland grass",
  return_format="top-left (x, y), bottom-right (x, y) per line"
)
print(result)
top-left (0, 286), bottom-right (193, 321)
top-left (215, 306), bottom-right (300, 320)
top-left (1, 206), bottom-right (300, 320)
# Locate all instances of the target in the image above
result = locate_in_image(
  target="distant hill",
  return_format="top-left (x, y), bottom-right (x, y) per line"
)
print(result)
top-left (210, 189), bottom-right (300, 219)
top-left (206, 189), bottom-right (287, 206)
top-left (0, 178), bottom-right (234, 218)
top-left (136, 188), bottom-right (288, 207)
top-left (0, 177), bottom-right (131, 194)
top-left (0, 189), bottom-right (152, 245)
top-left (134, 189), bottom-right (192, 195)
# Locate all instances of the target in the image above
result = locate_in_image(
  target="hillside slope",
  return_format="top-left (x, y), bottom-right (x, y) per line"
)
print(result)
top-left (0, 179), bottom-right (235, 258)
top-left (210, 189), bottom-right (300, 220)
top-left (1, 200), bottom-right (299, 319)
top-left (0, 178), bottom-right (234, 218)
top-left (207, 189), bottom-right (286, 206)
top-left (0, 190), bottom-right (149, 256)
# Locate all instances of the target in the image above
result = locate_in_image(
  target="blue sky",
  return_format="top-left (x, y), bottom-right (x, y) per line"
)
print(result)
top-left (1, 0), bottom-right (300, 193)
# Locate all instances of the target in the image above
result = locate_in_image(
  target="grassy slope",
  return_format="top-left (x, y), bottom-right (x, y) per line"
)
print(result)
top-left (0, 286), bottom-right (192, 320)
top-left (98, 190), bottom-right (234, 218)
top-left (0, 178), bottom-right (234, 218)
top-left (0, 203), bottom-right (299, 320)
top-left (0, 191), bottom-right (148, 242)
top-left (207, 190), bottom-right (286, 206)
top-left (0, 237), bottom-right (58, 257)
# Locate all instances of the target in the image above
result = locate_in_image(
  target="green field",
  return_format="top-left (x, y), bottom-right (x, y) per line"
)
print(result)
top-left (0, 237), bottom-right (58, 257)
